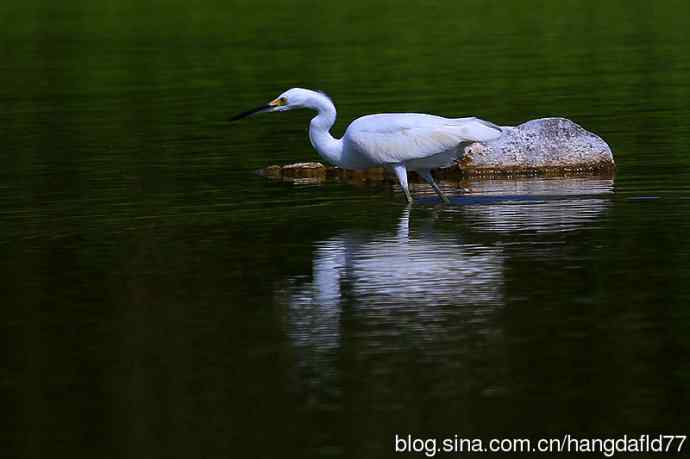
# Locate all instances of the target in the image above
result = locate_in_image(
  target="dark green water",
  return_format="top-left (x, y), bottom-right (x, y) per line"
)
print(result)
top-left (3, 1), bottom-right (690, 458)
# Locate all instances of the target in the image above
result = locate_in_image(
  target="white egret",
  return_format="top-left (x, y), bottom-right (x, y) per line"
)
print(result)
top-left (231, 88), bottom-right (504, 203)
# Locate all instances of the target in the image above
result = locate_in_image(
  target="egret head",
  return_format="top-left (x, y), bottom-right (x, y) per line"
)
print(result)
top-left (230, 88), bottom-right (326, 121)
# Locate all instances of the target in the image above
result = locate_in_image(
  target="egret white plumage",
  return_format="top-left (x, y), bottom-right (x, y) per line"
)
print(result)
top-left (231, 88), bottom-right (504, 203)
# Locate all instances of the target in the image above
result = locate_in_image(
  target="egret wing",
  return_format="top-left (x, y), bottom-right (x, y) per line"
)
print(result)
top-left (345, 115), bottom-right (502, 165)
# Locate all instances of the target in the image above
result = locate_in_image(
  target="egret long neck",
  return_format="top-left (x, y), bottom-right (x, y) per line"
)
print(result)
top-left (307, 95), bottom-right (344, 167)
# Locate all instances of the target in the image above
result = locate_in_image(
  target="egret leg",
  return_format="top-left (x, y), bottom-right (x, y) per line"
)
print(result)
top-left (392, 163), bottom-right (413, 204)
top-left (417, 169), bottom-right (450, 204)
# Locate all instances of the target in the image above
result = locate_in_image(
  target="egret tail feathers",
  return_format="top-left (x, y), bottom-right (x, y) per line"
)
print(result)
top-left (450, 117), bottom-right (504, 142)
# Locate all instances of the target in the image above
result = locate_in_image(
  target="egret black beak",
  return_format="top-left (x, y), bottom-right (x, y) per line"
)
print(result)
top-left (229, 104), bottom-right (273, 122)
top-left (230, 97), bottom-right (287, 122)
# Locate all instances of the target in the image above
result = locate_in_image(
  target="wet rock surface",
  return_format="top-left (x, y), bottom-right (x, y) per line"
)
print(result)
top-left (259, 117), bottom-right (615, 182)
top-left (461, 117), bottom-right (615, 175)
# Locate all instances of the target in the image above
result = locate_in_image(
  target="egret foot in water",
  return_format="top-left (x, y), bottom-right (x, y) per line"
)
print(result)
top-left (403, 189), bottom-right (414, 204)
top-left (417, 169), bottom-right (450, 204)
top-left (392, 163), bottom-right (414, 204)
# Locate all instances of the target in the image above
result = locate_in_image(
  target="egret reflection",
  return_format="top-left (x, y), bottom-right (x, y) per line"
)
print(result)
top-left (278, 177), bottom-right (613, 374)
top-left (281, 208), bottom-right (506, 369)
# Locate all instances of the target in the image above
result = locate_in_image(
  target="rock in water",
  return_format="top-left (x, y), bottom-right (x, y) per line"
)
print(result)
top-left (460, 117), bottom-right (614, 175)
top-left (259, 117), bottom-right (615, 181)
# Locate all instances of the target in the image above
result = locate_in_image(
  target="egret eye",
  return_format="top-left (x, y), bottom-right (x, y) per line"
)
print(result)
top-left (279, 97), bottom-right (288, 105)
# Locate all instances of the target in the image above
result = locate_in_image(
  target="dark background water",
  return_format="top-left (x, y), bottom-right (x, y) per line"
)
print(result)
top-left (2, 1), bottom-right (690, 458)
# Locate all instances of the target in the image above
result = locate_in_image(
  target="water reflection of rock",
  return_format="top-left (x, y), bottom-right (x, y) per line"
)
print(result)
top-left (447, 177), bottom-right (614, 233)
top-left (279, 177), bottom-right (613, 376)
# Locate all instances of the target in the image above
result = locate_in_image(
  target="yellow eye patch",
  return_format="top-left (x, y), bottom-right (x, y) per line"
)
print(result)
top-left (270, 97), bottom-right (287, 106)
